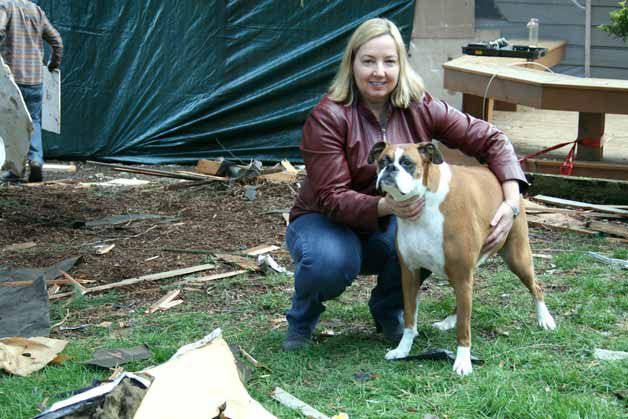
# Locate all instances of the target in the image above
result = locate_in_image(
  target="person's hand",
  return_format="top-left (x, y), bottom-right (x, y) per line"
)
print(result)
top-left (379, 194), bottom-right (425, 221)
top-left (47, 63), bottom-right (59, 72)
top-left (482, 201), bottom-right (517, 254)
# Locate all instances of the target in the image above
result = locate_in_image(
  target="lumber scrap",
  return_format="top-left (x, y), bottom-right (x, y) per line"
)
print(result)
top-left (181, 270), bottom-right (248, 284)
top-left (587, 252), bottom-right (628, 269)
top-left (43, 163), bottom-right (76, 173)
top-left (526, 213), bottom-right (596, 235)
top-left (195, 159), bottom-right (223, 176)
top-left (145, 289), bottom-right (183, 314)
top-left (49, 263), bottom-right (215, 300)
top-left (585, 220), bottom-right (628, 239)
top-left (243, 244), bottom-right (280, 256)
top-left (271, 387), bottom-right (330, 419)
top-left (215, 253), bottom-right (260, 271)
top-left (532, 195), bottom-right (628, 216)
top-left (86, 161), bottom-right (207, 181)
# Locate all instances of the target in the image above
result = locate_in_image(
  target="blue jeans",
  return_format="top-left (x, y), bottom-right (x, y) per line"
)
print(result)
top-left (18, 83), bottom-right (43, 165)
top-left (285, 213), bottom-right (403, 337)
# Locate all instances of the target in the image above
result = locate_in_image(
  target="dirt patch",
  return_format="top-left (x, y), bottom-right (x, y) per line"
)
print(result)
top-left (0, 162), bottom-right (296, 306)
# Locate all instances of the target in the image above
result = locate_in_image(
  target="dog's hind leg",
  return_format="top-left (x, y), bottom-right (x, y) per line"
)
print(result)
top-left (451, 271), bottom-right (474, 376)
top-left (433, 313), bottom-right (457, 331)
top-left (501, 224), bottom-right (557, 331)
top-left (385, 265), bottom-right (423, 360)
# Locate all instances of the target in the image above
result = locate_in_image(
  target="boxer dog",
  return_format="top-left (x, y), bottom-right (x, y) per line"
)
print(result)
top-left (368, 141), bottom-right (556, 376)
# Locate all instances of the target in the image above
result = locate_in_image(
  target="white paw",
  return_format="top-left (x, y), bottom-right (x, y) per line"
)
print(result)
top-left (453, 346), bottom-right (473, 376)
top-left (432, 314), bottom-right (457, 331)
top-left (385, 347), bottom-right (409, 360)
top-left (536, 301), bottom-right (557, 330)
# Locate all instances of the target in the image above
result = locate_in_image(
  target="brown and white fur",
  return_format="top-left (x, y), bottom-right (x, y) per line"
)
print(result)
top-left (368, 142), bottom-right (556, 376)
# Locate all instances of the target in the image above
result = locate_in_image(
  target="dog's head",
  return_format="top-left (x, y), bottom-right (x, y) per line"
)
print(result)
top-left (368, 141), bottom-right (444, 201)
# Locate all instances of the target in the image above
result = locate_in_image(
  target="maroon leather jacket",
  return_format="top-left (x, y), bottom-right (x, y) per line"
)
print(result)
top-left (290, 93), bottom-right (527, 233)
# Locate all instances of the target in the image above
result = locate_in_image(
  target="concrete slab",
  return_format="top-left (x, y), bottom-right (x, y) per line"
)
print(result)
top-left (0, 56), bottom-right (32, 177)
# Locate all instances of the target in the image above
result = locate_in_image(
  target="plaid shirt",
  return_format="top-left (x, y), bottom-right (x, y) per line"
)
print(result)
top-left (0, 0), bottom-right (62, 85)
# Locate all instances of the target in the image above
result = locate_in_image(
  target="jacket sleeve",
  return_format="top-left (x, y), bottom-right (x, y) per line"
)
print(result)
top-left (420, 94), bottom-right (528, 191)
top-left (300, 103), bottom-right (381, 232)
top-left (41, 12), bottom-right (63, 69)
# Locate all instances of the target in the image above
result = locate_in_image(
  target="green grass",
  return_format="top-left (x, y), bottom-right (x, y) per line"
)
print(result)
top-left (1, 233), bottom-right (626, 418)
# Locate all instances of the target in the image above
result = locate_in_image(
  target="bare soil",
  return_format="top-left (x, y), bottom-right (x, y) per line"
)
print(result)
top-left (0, 162), bottom-right (296, 305)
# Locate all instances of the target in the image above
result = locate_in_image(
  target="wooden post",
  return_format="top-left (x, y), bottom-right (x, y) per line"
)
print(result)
top-left (494, 100), bottom-right (517, 112)
top-left (576, 112), bottom-right (605, 161)
top-left (462, 94), bottom-right (493, 122)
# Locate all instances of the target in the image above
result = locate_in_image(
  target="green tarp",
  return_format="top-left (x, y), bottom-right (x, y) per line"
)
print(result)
top-left (37, 0), bottom-right (415, 164)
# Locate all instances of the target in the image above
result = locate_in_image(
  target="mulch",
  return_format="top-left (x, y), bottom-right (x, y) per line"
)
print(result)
top-left (0, 161), bottom-right (296, 305)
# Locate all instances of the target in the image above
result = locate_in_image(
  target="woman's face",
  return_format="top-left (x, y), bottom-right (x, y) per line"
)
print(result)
top-left (352, 34), bottom-right (400, 108)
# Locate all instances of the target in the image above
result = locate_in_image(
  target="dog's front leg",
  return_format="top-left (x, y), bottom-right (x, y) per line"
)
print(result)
top-left (385, 264), bottom-right (421, 360)
top-left (452, 272), bottom-right (474, 376)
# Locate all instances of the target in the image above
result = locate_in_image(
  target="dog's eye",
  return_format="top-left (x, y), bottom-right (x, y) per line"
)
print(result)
top-left (400, 158), bottom-right (414, 170)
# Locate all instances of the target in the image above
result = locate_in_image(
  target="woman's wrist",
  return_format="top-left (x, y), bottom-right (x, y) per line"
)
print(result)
top-left (377, 197), bottom-right (392, 217)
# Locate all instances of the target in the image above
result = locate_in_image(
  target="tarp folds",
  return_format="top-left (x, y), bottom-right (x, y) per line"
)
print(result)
top-left (37, 0), bottom-right (415, 164)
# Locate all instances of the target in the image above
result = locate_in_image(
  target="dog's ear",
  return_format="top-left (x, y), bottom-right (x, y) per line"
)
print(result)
top-left (419, 143), bottom-right (444, 165)
top-left (368, 141), bottom-right (387, 164)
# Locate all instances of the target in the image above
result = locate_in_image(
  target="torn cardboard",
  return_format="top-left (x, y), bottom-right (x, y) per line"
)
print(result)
top-left (134, 328), bottom-right (276, 419)
top-left (0, 336), bottom-right (67, 376)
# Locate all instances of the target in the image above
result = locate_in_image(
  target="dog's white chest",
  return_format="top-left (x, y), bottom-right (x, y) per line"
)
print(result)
top-left (396, 163), bottom-right (451, 278)
top-left (397, 204), bottom-right (447, 277)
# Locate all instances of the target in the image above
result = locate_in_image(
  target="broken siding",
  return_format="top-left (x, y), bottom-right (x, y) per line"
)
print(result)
top-left (477, 0), bottom-right (628, 79)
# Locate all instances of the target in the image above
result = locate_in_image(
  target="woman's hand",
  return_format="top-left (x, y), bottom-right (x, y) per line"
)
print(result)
top-left (378, 195), bottom-right (425, 220)
top-left (482, 201), bottom-right (518, 254)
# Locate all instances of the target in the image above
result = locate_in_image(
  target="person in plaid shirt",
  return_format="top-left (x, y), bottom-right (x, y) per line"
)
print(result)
top-left (0, 0), bottom-right (62, 182)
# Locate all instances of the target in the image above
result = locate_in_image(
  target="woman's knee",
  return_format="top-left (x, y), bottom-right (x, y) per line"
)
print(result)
top-left (294, 248), bottom-right (360, 300)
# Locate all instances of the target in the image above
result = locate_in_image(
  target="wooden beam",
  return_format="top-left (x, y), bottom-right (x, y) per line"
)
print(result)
top-left (576, 112), bottom-right (605, 161)
top-left (49, 263), bottom-right (216, 300)
top-left (526, 173), bottom-right (628, 205)
top-left (522, 158), bottom-right (628, 181)
top-left (462, 94), bottom-right (493, 121)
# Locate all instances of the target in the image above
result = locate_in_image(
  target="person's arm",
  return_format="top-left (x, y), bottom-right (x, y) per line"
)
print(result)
top-left (419, 93), bottom-right (528, 192)
top-left (418, 94), bottom-right (525, 251)
top-left (301, 102), bottom-right (381, 232)
top-left (41, 14), bottom-right (63, 70)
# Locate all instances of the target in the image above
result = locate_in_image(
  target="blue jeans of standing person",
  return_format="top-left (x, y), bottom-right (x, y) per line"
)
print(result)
top-left (18, 83), bottom-right (44, 165)
top-left (285, 212), bottom-right (403, 339)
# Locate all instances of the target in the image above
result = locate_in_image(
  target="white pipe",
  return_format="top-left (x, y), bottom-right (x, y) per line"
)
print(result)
top-left (585, 0), bottom-right (591, 77)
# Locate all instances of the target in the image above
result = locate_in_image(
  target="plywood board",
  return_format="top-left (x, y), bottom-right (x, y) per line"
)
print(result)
top-left (42, 67), bottom-right (61, 134)
top-left (0, 57), bottom-right (32, 176)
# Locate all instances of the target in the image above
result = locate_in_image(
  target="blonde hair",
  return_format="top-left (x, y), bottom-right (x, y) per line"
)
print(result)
top-left (328, 18), bottom-right (424, 108)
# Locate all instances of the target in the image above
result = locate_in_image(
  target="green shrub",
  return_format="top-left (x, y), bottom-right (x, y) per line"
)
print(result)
top-left (599, 1), bottom-right (628, 42)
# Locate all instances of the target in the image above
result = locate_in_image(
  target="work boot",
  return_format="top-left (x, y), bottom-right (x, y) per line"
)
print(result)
top-left (0, 171), bottom-right (21, 182)
top-left (282, 330), bottom-right (312, 352)
top-left (28, 161), bottom-right (43, 183)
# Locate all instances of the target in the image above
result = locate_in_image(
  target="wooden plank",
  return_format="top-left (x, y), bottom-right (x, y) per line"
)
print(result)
top-left (183, 270), bottom-right (248, 283)
top-left (533, 195), bottom-right (628, 215)
top-left (195, 159), bottom-right (223, 176)
top-left (585, 220), bottom-right (628, 239)
top-left (495, 3), bottom-right (616, 26)
top-left (42, 67), bottom-right (61, 134)
top-left (49, 263), bottom-right (216, 300)
top-left (525, 172), bottom-right (628, 204)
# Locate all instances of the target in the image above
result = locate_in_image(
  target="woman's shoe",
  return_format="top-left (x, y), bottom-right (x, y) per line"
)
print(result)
top-left (374, 317), bottom-right (404, 343)
top-left (282, 331), bottom-right (312, 352)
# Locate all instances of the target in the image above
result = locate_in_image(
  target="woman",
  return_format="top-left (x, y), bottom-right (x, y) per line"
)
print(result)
top-left (283, 18), bottom-right (526, 351)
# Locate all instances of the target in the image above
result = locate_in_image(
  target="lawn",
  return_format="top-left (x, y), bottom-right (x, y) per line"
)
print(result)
top-left (1, 232), bottom-right (626, 418)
